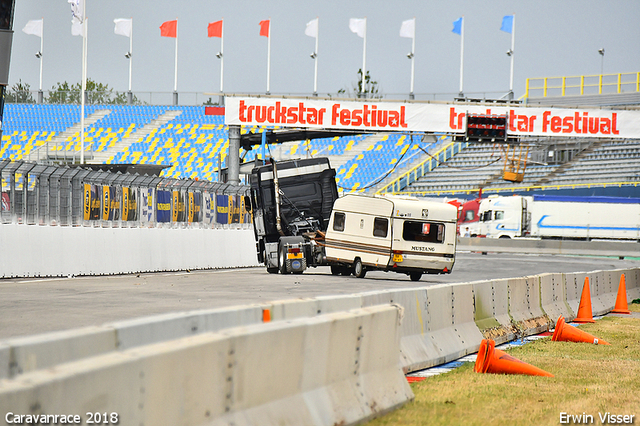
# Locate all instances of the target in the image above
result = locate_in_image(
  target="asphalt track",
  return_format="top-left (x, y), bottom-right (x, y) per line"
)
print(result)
top-left (1, 251), bottom-right (639, 340)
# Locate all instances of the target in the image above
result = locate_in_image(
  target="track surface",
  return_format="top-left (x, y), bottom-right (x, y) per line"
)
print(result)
top-left (1, 252), bottom-right (638, 340)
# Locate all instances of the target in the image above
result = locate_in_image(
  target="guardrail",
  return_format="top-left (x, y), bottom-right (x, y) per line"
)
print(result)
top-left (525, 72), bottom-right (640, 98)
top-left (1, 267), bottom-right (637, 424)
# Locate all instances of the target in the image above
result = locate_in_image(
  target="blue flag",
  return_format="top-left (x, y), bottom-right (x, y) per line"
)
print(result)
top-left (500, 15), bottom-right (514, 34)
top-left (452, 17), bottom-right (462, 35)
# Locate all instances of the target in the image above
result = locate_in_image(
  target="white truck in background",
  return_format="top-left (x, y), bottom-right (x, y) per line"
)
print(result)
top-left (478, 194), bottom-right (640, 240)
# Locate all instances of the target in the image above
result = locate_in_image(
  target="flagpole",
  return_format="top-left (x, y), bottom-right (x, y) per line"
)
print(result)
top-left (266, 18), bottom-right (271, 95)
top-left (313, 17), bottom-right (318, 96)
top-left (509, 14), bottom-right (515, 99)
top-left (361, 17), bottom-right (366, 98)
top-left (80, 13), bottom-right (87, 164)
top-left (174, 18), bottom-right (178, 104)
top-left (220, 19), bottom-right (224, 93)
top-left (410, 17), bottom-right (415, 100)
top-left (459, 16), bottom-right (464, 97)
top-left (39, 18), bottom-right (43, 93)
top-left (128, 18), bottom-right (132, 92)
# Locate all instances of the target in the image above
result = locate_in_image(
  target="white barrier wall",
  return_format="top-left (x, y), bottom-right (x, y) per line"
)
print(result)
top-left (0, 306), bottom-right (413, 426)
top-left (0, 225), bottom-right (259, 277)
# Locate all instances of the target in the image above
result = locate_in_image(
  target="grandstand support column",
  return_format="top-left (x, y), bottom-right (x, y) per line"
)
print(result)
top-left (228, 124), bottom-right (240, 185)
top-left (173, 91), bottom-right (178, 106)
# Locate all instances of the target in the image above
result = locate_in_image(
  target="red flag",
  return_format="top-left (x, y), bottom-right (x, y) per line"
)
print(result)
top-left (259, 19), bottom-right (270, 37)
top-left (160, 20), bottom-right (177, 38)
top-left (208, 20), bottom-right (223, 38)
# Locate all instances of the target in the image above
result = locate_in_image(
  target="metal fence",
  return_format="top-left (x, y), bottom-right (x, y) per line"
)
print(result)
top-left (0, 159), bottom-right (250, 229)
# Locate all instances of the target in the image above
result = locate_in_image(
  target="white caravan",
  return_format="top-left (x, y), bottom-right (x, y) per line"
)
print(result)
top-left (478, 194), bottom-right (640, 240)
top-left (324, 194), bottom-right (457, 281)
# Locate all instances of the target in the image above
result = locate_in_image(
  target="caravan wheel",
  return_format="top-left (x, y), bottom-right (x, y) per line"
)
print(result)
top-left (409, 271), bottom-right (422, 282)
top-left (353, 258), bottom-right (366, 278)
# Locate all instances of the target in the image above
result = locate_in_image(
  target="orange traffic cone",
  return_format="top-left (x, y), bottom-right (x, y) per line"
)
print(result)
top-left (262, 308), bottom-right (271, 322)
top-left (574, 277), bottom-right (595, 323)
top-left (551, 316), bottom-right (610, 345)
top-left (474, 339), bottom-right (554, 377)
top-left (611, 274), bottom-right (631, 314)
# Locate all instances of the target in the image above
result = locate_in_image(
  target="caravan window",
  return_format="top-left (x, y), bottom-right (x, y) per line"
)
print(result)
top-left (403, 221), bottom-right (445, 243)
top-left (373, 217), bottom-right (388, 238)
top-left (333, 212), bottom-right (345, 231)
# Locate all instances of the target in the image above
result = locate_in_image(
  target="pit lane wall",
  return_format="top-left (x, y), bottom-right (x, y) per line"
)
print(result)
top-left (1, 268), bottom-right (638, 425)
top-left (0, 225), bottom-right (259, 277)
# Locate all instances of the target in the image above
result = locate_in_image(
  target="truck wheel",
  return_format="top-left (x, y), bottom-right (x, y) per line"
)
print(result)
top-left (278, 244), bottom-right (288, 274)
top-left (267, 267), bottom-right (279, 274)
top-left (353, 258), bottom-right (366, 278)
top-left (330, 265), bottom-right (342, 275)
top-left (409, 271), bottom-right (422, 282)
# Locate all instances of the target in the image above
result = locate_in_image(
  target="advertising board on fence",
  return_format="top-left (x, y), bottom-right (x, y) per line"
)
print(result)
top-left (156, 190), bottom-right (172, 223)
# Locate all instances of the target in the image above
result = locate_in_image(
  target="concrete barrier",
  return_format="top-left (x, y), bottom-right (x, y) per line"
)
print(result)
top-left (459, 237), bottom-right (640, 258)
top-left (473, 278), bottom-right (515, 344)
top-left (563, 272), bottom-right (583, 317)
top-left (508, 277), bottom-right (552, 336)
top-left (360, 288), bottom-right (440, 372)
top-left (627, 268), bottom-right (640, 299)
top-left (424, 284), bottom-right (484, 368)
top-left (539, 273), bottom-right (574, 322)
top-left (0, 225), bottom-right (258, 278)
top-left (591, 270), bottom-right (615, 315)
top-left (267, 294), bottom-right (363, 321)
top-left (0, 306), bottom-right (413, 426)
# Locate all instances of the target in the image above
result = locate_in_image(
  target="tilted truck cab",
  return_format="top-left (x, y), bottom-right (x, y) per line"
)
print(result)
top-left (249, 157), bottom-right (338, 274)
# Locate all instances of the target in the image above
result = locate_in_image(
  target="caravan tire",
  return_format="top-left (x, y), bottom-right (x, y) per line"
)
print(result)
top-left (409, 271), bottom-right (422, 282)
top-left (330, 265), bottom-right (342, 276)
top-left (353, 258), bottom-right (366, 278)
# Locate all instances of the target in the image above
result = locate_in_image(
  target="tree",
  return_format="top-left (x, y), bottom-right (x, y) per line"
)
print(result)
top-left (4, 80), bottom-right (36, 103)
top-left (338, 69), bottom-right (381, 99)
top-left (45, 79), bottom-right (137, 104)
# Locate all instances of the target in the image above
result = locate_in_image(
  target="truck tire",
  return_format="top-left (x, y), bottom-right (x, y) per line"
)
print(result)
top-left (409, 271), bottom-right (422, 282)
top-left (353, 258), bottom-right (366, 278)
top-left (278, 244), bottom-right (289, 274)
top-left (267, 267), bottom-right (279, 274)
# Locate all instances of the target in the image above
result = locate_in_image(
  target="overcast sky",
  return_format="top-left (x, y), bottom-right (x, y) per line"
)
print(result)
top-left (8, 0), bottom-right (640, 101)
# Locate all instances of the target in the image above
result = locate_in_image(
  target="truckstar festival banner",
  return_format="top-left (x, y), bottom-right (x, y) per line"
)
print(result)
top-left (225, 96), bottom-right (640, 139)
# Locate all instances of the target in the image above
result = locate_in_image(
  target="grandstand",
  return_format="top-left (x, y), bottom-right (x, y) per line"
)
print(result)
top-left (2, 72), bottom-right (640, 199)
top-left (1, 103), bottom-right (438, 192)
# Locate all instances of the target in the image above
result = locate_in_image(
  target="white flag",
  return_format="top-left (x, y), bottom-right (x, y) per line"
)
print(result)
top-left (114, 18), bottom-right (132, 37)
top-left (349, 18), bottom-right (366, 38)
top-left (305, 18), bottom-right (318, 38)
top-left (22, 19), bottom-right (43, 38)
top-left (400, 18), bottom-right (415, 39)
top-left (68, 0), bottom-right (83, 22)
top-left (71, 19), bottom-right (84, 36)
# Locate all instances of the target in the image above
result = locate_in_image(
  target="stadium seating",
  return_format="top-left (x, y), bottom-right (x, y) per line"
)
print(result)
top-left (2, 104), bottom-right (639, 197)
